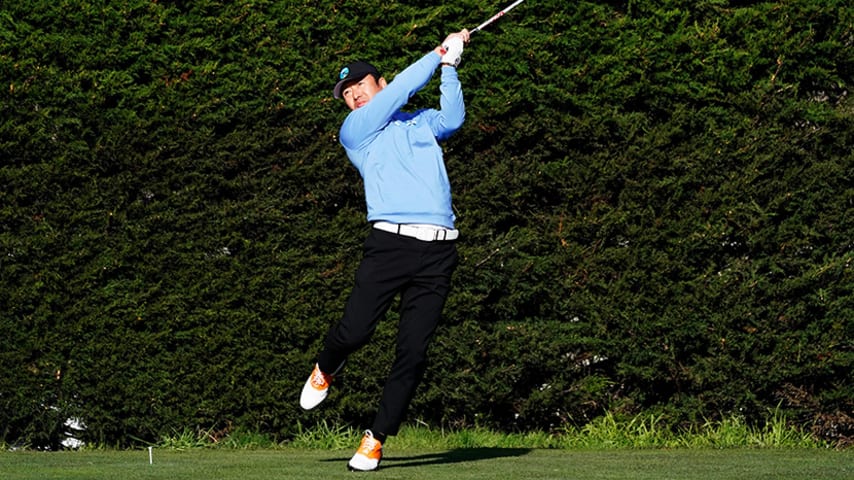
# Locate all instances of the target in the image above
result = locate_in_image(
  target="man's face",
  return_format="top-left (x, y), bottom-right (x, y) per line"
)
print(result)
top-left (341, 74), bottom-right (387, 111)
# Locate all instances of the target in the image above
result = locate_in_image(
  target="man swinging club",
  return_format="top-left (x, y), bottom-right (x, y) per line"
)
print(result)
top-left (299, 28), bottom-right (470, 471)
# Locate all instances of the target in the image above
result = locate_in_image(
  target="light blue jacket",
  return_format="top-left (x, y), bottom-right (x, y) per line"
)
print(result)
top-left (339, 51), bottom-right (465, 229)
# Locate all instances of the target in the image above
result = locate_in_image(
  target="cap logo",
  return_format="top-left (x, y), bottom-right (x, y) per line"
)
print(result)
top-left (339, 67), bottom-right (350, 80)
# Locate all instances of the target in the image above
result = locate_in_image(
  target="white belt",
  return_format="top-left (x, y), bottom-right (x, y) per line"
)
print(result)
top-left (373, 221), bottom-right (459, 242)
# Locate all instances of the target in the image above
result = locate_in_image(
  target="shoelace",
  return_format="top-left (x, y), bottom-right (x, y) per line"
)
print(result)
top-left (310, 368), bottom-right (330, 388)
top-left (358, 434), bottom-right (380, 456)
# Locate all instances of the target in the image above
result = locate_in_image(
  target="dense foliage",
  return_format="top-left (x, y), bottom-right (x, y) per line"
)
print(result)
top-left (1, 0), bottom-right (851, 448)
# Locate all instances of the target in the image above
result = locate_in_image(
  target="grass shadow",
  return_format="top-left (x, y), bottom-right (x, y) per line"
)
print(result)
top-left (324, 447), bottom-right (532, 469)
top-left (386, 447), bottom-right (533, 468)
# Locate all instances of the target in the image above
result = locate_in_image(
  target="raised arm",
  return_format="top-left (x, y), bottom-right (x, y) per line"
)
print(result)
top-left (340, 30), bottom-right (471, 150)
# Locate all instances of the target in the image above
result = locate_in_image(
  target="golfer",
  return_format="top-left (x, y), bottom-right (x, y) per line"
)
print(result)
top-left (300, 29), bottom-right (471, 471)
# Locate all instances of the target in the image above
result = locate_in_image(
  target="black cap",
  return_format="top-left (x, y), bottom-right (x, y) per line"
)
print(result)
top-left (333, 61), bottom-right (380, 99)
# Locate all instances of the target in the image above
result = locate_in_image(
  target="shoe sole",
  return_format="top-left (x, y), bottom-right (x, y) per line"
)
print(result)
top-left (347, 461), bottom-right (381, 472)
top-left (347, 455), bottom-right (382, 472)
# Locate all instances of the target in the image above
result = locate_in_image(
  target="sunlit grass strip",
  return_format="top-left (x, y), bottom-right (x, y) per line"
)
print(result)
top-left (559, 411), bottom-right (819, 449)
top-left (285, 410), bottom-right (822, 450)
top-left (138, 409), bottom-right (823, 452)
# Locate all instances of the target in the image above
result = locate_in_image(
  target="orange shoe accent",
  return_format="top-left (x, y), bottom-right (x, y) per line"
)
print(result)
top-left (348, 430), bottom-right (383, 471)
top-left (308, 364), bottom-right (332, 391)
top-left (356, 431), bottom-right (382, 460)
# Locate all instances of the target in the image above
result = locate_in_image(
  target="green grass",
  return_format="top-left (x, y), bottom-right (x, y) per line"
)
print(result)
top-left (2, 448), bottom-right (851, 480)
top-left (4, 413), bottom-right (849, 479)
top-left (287, 410), bottom-right (824, 450)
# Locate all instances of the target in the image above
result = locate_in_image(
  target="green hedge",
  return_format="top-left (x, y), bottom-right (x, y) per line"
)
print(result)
top-left (1, 0), bottom-right (851, 448)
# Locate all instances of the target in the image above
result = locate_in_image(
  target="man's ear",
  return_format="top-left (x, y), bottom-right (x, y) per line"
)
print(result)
top-left (378, 77), bottom-right (388, 89)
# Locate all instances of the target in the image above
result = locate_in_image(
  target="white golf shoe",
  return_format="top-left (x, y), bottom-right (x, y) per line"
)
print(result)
top-left (299, 363), bottom-right (333, 410)
top-left (347, 430), bottom-right (383, 471)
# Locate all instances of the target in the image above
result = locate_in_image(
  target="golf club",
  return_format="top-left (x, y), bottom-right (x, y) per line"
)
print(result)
top-left (470, 0), bottom-right (526, 35)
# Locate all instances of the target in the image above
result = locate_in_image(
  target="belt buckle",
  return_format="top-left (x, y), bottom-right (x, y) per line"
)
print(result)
top-left (415, 228), bottom-right (437, 242)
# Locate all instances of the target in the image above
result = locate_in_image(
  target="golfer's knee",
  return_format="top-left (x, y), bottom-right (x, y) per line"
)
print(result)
top-left (327, 327), bottom-right (371, 353)
top-left (397, 344), bottom-right (429, 368)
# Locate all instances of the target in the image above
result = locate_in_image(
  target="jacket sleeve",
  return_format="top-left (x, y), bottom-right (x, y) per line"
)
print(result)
top-left (433, 66), bottom-right (465, 141)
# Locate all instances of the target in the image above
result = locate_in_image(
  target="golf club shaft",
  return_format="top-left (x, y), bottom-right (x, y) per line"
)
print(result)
top-left (470, 0), bottom-right (525, 34)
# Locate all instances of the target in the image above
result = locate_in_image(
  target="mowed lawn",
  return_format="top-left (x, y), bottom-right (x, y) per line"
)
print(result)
top-left (2, 448), bottom-right (851, 480)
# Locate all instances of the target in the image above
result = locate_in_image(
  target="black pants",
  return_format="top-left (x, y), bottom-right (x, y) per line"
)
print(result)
top-left (317, 228), bottom-right (459, 436)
